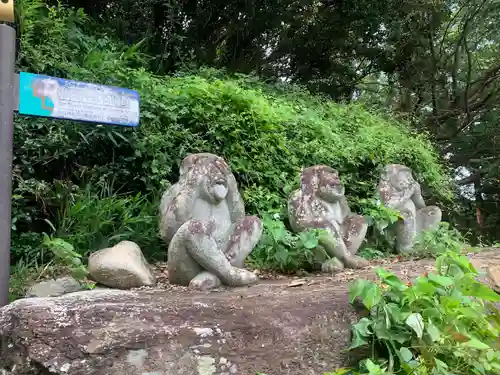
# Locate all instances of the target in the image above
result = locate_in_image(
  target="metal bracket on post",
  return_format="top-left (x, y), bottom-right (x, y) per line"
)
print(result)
top-left (0, 0), bottom-right (16, 307)
top-left (0, 0), bottom-right (14, 23)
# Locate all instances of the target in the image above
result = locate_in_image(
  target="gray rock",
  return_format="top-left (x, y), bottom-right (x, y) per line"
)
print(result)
top-left (488, 265), bottom-right (500, 293)
top-left (25, 276), bottom-right (83, 298)
top-left (4, 251), bottom-right (497, 375)
top-left (88, 241), bottom-right (156, 289)
top-left (0, 279), bottom-right (361, 375)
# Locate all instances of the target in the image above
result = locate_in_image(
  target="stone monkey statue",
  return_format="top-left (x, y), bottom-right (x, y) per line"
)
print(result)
top-left (159, 153), bottom-right (262, 290)
top-left (288, 165), bottom-right (369, 273)
top-left (377, 164), bottom-right (442, 253)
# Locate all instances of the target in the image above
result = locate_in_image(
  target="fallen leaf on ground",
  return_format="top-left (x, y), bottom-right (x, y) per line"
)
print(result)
top-left (287, 279), bottom-right (307, 287)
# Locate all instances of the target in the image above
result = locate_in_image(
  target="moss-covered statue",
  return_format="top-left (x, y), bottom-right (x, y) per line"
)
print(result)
top-left (288, 165), bottom-right (369, 273)
top-left (160, 153), bottom-right (262, 290)
top-left (377, 164), bottom-right (442, 253)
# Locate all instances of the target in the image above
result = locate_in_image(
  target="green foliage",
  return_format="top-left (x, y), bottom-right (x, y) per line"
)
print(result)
top-left (248, 215), bottom-right (328, 273)
top-left (357, 198), bottom-right (466, 258)
top-left (53, 187), bottom-right (163, 259)
top-left (412, 222), bottom-right (467, 258)
top-left (335, 251), bottom-right (500, 375)
top-left (358, 198), bottom-right (402, 252)
top-left (11, 0), bottom-right (451, 269)
top-left (41, 233), bottom-right (88, 281)
top-left (360, 199), bottom-right (402, 233)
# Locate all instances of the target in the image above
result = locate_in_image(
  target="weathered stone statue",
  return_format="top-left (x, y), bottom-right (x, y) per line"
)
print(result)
top-left (160, 153), bottom-right (262, 290)
top-left (377, 164), bottom-right (442, 253)
top-left (288, 165), bottom-right (369, 273)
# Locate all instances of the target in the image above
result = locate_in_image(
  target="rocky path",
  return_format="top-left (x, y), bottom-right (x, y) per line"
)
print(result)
top-left (3, 248), bottom-right (499, 375)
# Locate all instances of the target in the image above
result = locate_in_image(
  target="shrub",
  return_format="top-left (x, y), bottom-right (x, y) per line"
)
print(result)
top-left (52, 187), bottom-right (163, 259)
top-left (12, 0), bottom-right (451, 266)
top-left (333, 250), bottom-right (500, 375)
top-left (247, 214), bottom-right (328, 273)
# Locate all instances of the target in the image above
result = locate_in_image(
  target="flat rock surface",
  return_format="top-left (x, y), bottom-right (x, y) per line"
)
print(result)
top-left (1, 249), bottom-right (499, 375)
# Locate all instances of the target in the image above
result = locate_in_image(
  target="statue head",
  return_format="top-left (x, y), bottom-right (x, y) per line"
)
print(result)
top-left (380, 164), bottom-right (415, 192)
top-left (179, 153), bottom-right (232, 203)
top-left (300, 165), bottom-right (345, 202)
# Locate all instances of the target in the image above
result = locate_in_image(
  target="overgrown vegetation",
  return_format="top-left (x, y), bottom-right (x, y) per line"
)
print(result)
top-left (7, 0), bottom-right (500, 373)
top-left (10, 0), bottom-right (458, 299)
top-left (330, 250), bottom-right (500, 375)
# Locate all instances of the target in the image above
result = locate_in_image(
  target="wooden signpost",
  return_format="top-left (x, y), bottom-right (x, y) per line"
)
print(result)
top-left (0, 0), bottom-right (140, 306)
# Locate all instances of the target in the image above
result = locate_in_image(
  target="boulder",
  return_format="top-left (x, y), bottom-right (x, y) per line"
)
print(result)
top-left (88, 241), bottom-right (156, 289)
top-left (25, 276), bottom-right (83, 298)
top-left (488, 264), bottom-right (500, 293)
top-left (0, 250), bottom-right (499, 375)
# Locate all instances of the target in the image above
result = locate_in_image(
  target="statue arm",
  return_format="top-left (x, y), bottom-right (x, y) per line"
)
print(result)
top-left (159, 183), bottom-right (180, 217)
top-left (160, 182), bottom-right (197, 242)
top-left (159, 183), bottom-right (183, 242)
top-left (225, 174), bottom-right (245, 221)
top-left (340, 196), bottom-right (352, 221)
top-left (411, 182), bottom-right (426, 209)
top-left (382, 187), bottom-right (415, 210)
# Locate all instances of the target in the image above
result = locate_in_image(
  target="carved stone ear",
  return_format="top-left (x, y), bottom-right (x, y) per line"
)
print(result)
top-left (300, 166), bottom-right (318, 195)
top-left (179, 154), bottom-right (200, 176)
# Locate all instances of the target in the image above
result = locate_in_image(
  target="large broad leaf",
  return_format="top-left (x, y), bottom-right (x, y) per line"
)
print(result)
top-left (461, 281), bottom-right (500, 302)
top-left (461, 338), bottom-right (490, 350)
top-left (376, 268), bottom-right (408, 291)
top-left (427, 273), bottom-right (454, 287)
top-left (349, 328), bottom-right (369, 349)
top-left (399, 347), bottom-right (413, 363)
top-left (364, 359), bottom-right (385, 375)
top-left (298, 231), bottom-right (319, 249)
top-left (348, 279), bottom-right (372, 303)
top-left (361, 282), bottom-right (383, 310)
top-left (426, 319), bottom-right (441, 342)
top-left (353, 317), bottom-right (372, 336)
top-left (406, 313), bottom-right (424, 338)
top-left (371, 320), bottom-right (411, 343)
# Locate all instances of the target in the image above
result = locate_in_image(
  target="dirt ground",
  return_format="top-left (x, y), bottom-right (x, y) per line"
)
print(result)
top-left (147, 247), bottom-right (500, 294)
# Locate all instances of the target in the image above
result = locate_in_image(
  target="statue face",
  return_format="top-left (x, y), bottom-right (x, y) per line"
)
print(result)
top-left (180, 154), bottom-right (232, 204)
top-left (391, 168), bottom-right (414, 191)
top-left (206, 164), bottom-right (228, 202)
top-left (318, 169), bottom-right (344, 201)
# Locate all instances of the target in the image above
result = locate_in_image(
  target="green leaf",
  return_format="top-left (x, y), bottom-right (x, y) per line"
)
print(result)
top-left (371, 319), bottom-right (410, 343)
top-left (462, 281), bottom-right (500, 302)
top-left (298, 231), bottom-right (319, 249)
top-left (406, 313), bottom-right (424, 338)
top-left (349, 328), bottom-right (369, 349)
top-left (348, 279), bottom-right (371, 304)
top-left (427, 273), bottom-right (454, 287)
top-left (71, 266), bottom-right (89, 280)
top-left (353, 317), bottom-right (372, 336)
top-left (413, 278), bottom-right (438, 295)
top-left (461, 338), bottom-right (490, 350)
top-left (434, 358), bottom-right (448, 372)
top-left (426, 319), bottom-right (440, 342)
top-left (384, 303), bottom-right (403, 322)
top-left (376, 268), bottom-right (407, 291)
top-left (274, 247), bottom-right (289, 263)
top-left (364, 359), bottom-right (384, 375)
top-left (71, 257), bottom-right (82, 266)
top-left (399, 347), bottom-right (413, 363)
top-left (361, 282), bottom-right (383, 310)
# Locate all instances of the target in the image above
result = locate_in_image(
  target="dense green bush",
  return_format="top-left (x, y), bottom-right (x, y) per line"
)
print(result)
top-left (12, 0), bottom-right (451, 267)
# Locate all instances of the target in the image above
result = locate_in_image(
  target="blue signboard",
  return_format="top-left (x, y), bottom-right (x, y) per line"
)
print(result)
top-left (18, 72), bottom-right (140, 127)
